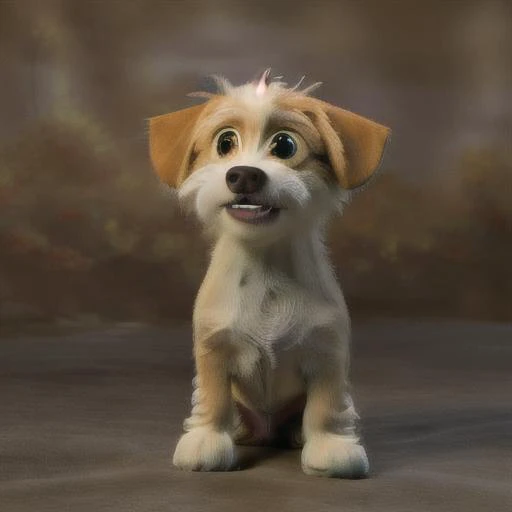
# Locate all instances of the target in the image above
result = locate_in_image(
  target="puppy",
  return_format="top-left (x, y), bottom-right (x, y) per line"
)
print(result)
top-left (149, 70), bottom-right (390, 478)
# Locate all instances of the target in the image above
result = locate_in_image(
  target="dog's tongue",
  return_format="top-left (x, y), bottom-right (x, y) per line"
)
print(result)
top-left (234, 209), bottom-right (258, 220)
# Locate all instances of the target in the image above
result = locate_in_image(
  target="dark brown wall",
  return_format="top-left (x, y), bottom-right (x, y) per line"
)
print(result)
top-left (1, 0), bottom-right (511, 326)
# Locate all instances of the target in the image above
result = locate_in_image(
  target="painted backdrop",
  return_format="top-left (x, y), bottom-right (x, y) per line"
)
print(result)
top-left (1, 0), bottom-right (511, 326)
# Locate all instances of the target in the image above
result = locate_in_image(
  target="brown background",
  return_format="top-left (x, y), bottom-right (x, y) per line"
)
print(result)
top-left (1, 0), bottom-right (511, 327)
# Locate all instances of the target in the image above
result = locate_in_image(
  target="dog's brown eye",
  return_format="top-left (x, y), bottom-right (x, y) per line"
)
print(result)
top-left (270, 132), bottom-right (297, 160)
top-left (217, 130), bottom-right (239, 157)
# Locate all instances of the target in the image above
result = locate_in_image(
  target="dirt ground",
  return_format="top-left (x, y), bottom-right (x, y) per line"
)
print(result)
top-left (1, 319), bottom-right (511, 512)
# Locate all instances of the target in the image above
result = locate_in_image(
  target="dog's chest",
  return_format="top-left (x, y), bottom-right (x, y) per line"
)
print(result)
top-left (197, 250), bottom-right (342, 349)
top-left (231, 259), bottom-right (335, 351)
top-left (236, 273), bottom-right (300, 348)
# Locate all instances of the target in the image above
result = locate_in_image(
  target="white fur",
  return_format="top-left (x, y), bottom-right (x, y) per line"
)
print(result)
top-left (173, 426), bottom-right (236, 471)
top-left (302, 433), bottom-right (369, 478)
top-left (173, 81), bottom-right (367, 477)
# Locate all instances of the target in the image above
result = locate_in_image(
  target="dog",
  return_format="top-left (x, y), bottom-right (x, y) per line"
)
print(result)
top-left (149, 69), bottom-right (390, 478)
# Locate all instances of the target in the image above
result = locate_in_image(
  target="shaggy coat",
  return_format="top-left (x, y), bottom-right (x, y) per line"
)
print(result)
top-left (149, 71), bottom-right (390, 477)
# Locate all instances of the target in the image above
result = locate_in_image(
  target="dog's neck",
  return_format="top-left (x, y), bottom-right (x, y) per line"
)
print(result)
top-left (207, 227), bottom-right (343, 304)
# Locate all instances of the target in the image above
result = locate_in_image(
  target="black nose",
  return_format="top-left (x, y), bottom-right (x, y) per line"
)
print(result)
top-left (225, 166), bottom-right (267, 194)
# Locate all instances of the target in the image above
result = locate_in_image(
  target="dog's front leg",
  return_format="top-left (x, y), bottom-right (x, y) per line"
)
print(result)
top-left (173, 331), bottom-right (236, 471)
top-left (300, 331), bottom-right (369, 478)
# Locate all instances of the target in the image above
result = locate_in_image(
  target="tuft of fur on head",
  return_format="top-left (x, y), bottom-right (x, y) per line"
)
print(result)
top-left (188, 70), bottom-right (323, 104)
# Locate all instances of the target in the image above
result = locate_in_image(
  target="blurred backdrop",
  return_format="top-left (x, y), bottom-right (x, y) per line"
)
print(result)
top-left (1, 0), bottom-right (511, 328)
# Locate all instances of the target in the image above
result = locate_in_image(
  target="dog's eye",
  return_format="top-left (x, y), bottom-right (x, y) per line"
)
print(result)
top-left (270, 132), bottom-right (297, 160)
top-left (216, 130), bottom-right (239, 157)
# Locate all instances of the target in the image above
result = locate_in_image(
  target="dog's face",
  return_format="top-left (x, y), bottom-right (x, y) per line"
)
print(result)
top-left (150, 72), bottom-right (390, 244)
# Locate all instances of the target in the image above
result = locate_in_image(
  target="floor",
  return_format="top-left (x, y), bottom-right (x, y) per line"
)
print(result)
top-left (1, 319), bottom-right (511, 512)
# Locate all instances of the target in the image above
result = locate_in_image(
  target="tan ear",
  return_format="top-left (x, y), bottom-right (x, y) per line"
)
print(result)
top-left (310, 100), bottom-right (391, 189)
top-left (149, 103), bottom-right (208, 187)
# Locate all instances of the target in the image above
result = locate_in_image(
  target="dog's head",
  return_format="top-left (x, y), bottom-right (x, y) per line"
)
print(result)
top-left (149, 70), bottom-right (390, 244)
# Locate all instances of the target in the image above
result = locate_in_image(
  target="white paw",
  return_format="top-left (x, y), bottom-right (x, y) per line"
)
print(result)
top-left (301, 433), bottom-right (369, 478)
top-left (172, 426), bottom-right (236, 471)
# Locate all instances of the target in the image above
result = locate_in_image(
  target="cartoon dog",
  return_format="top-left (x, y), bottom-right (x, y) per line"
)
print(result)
top-left (149, 69), bottom-right (390, 478)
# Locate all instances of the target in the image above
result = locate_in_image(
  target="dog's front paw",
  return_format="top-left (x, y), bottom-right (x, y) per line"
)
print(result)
top-left (173, 426), bottom-right (236, 471)
top-left (301, 433), bottom-right (369, 478)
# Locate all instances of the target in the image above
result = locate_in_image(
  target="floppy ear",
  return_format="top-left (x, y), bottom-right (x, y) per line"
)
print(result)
top-left (149, 103), bottom-right (208, 188)
top-left (311, 100), bottom-right (391, 189)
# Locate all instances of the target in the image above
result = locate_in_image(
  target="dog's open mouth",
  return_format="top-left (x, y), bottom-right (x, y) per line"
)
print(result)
top-left (225, 197), bottom-right (280, 224)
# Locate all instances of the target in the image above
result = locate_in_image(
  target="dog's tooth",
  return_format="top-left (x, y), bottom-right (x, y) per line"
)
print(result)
top-left (238, 204), bottom-right (261, 210)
